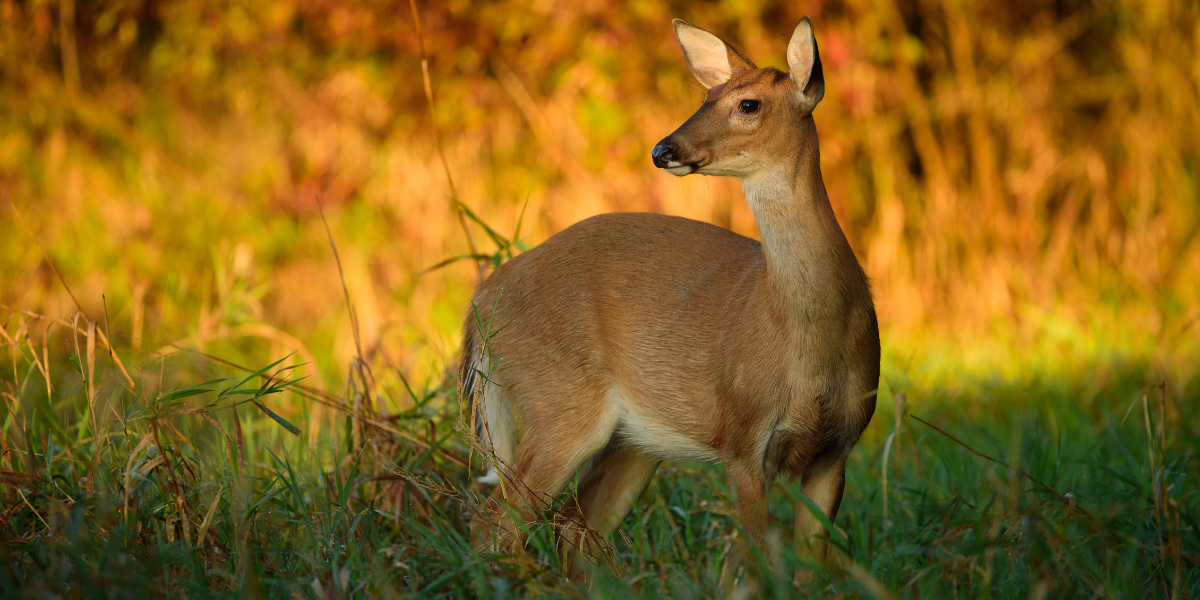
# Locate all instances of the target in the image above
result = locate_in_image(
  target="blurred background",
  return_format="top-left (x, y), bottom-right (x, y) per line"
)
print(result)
top-left (3, 0), bottom-right (1198, 411)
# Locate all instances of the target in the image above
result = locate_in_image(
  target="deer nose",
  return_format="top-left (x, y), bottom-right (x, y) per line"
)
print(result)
top-left (651, 142), bottom-right (676, 168)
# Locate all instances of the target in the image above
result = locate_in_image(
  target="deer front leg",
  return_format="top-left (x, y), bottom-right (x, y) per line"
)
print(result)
top-left (793, 449), bottom-right (846, 584)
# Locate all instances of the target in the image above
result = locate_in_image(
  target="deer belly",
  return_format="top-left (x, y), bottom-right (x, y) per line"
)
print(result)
top-left (605, 386), bottom-right (721, 462)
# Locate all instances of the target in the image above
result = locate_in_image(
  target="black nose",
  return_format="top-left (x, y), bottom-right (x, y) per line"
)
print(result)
top-left (651, 142), bottom-right (675, 168)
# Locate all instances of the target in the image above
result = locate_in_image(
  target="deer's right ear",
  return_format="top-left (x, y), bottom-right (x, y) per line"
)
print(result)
top-left (787, 16), bottom-right (825, 108)
top-left (673, 19), bottom-right (756, 89)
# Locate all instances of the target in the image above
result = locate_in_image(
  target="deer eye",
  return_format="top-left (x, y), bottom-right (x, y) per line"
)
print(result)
top-left (738, 99), bottom-right (761, 114)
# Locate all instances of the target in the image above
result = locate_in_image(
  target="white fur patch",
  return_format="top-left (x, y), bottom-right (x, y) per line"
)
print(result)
top-left (471, 352), bottom-right (516, 486)
top-left (607, 387), bottom-right (720, 462)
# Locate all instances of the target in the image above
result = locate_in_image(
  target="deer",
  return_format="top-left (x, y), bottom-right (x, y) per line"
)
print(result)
top-left (458, 15), bottom-right (879, 580)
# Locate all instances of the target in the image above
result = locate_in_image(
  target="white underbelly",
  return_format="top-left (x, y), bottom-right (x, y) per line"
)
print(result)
top-left (606, 387), bottom-right (721, 462)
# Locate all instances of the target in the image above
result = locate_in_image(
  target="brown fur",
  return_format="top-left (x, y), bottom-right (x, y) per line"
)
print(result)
top-left (459, 16), bottom-right (879, 577)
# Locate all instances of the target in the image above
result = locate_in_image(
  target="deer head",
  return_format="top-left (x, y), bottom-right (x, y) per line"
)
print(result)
top-left (651, 17), bottom-right (826, 180)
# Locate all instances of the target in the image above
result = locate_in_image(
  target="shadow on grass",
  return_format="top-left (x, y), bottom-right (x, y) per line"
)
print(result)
top-left (1, 346), bottom-right (1197, 598)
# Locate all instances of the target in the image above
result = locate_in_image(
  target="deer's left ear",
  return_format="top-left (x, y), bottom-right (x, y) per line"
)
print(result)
top-left (787, 16), bottom-right (825, 108)
top-left (673, 19), bottom-right (756, 89)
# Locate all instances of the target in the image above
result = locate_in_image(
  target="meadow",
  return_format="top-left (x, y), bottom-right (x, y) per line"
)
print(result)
top-left (2, 0), bottom-right (1199, 597)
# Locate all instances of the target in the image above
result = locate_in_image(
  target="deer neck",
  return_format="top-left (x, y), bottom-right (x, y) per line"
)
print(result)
top-left (742, 118), bottom-right (857, 330)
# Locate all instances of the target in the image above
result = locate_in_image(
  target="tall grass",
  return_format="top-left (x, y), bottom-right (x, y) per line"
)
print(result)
top-left (2, 206), bottom-right (1198, 598)
top-left (2, 309), bottom-right (1197, 597)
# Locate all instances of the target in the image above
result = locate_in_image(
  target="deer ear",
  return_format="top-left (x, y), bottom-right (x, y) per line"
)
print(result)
top-left (787, 16), bottom-right (825, 106)
top-left (673, 19), bottom-right (756, 89)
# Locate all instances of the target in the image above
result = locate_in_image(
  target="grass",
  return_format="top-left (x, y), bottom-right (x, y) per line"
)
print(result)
top-left (2, 303), bottom-right (1197, 598)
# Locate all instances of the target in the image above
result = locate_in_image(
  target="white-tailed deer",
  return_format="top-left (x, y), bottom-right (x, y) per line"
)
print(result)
top-left (459, 16), bottom-right (879, 578)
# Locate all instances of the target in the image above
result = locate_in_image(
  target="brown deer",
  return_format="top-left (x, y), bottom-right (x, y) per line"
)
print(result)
top-left (459, 16), bottom-right (879, 577)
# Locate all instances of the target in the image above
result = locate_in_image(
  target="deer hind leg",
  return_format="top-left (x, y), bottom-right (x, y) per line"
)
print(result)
top-left (724, 451), bottom-right (776, 543)
top-left (792, 448), bottom-right (847, 584)
top-left (557, 445), bottom-right (658, 578)
top-left (715, 452), bottom-right (776, 591)
top-left (470, 393), bottom-right (619, 554)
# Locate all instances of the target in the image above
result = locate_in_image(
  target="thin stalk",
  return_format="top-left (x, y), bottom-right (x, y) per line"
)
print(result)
top-left (406, 0), bottom-right (485, 283)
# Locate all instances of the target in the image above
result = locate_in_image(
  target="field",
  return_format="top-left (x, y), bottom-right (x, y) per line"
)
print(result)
top-left (2, 0), bottom-right (1199, 597)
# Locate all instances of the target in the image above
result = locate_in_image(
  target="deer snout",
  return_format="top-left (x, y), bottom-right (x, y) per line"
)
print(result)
top-left (652, 138), bottom-right (698, 176)
top-left (651, 142), bottom-right (676, 168)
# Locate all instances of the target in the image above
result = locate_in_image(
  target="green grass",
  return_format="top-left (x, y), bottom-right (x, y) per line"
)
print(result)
top-left (1, 322), bottom-right (1196, 598)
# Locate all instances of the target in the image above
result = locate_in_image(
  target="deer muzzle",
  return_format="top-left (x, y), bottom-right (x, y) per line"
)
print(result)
top-left (651, 137), bottom-right (703, 176)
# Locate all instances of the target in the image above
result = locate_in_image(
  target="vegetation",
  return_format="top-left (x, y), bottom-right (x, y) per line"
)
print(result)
top-left (2, 0), bottom-right (1198, 597)
top-left (1, 315), bottom-right (1196, 598)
